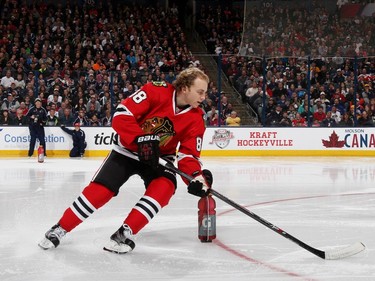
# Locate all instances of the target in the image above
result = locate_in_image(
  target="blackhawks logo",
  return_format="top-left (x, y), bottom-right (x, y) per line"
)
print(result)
top-left (141, 117), bottom-right (176, 146)
top-left (209, 129), bottom-right (234, 149)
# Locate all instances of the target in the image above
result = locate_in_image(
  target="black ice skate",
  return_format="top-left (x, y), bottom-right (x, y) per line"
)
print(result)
top-left (103, 224), bottom-right (135, 254)
top-left (38, 224), bottom-right (67, 250)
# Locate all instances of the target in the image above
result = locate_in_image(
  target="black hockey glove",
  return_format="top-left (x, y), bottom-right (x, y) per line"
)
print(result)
top-left (188, 169), bottom-right (213, 197)
top-left (135, 134), bottom-right (160, 169)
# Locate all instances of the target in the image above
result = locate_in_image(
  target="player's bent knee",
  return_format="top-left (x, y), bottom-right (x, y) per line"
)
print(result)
top-left (145, 177), bottom-right (176, 207)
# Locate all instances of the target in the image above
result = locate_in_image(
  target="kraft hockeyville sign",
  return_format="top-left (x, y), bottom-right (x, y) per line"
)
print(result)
top-left (1, 127), bottom-right (375, 157)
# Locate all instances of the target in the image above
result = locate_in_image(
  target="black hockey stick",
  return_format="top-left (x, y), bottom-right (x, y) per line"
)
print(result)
top-left (158, 158), bottom-right (365, 260)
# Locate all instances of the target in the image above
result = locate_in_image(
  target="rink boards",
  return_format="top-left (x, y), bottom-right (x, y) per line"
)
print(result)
top-left (1, 126), bottom-right (375, 157)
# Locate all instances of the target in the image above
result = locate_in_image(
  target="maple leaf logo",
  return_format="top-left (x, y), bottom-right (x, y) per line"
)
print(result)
top-left (322, 131), bottom-right (345, 148)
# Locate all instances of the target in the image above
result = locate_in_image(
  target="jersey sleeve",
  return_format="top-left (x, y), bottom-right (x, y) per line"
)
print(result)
top-left (177, 112), bottom-right (206, 184)
top-left (61, 126), bottom-right (73, 136)
top-left (41, 108), bottom-right (48, 123)
top-left (26, 107), bottom-right (34, 118)
top-left (111, 83), bottom-right (155, 151)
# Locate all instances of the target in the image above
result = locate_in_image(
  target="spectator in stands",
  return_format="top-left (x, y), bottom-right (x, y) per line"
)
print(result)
top-left (73, 110), bottom-right (90, 127)
top-left (278, 110), bottom-right (291, 127)
top-left (208, 112), bottom-right (219, 127)
top-left (86, 91), bottom-right (101, 111)
top-left (0, 109), bottom-right (13, 125)
top-left (245, 81), bottom-right (261, 111)
top-left (86, 102), bottom-right (101, 121)
top-left (364, 104), bottom-right (373, 120)
top-left (89, 114), bottom-right (101, 126)
top-left (201, 96), bottom-right (213, 114)
top-left (12, 108), bottom-right (28, 126)
top-left (350, 93), bottom-right (365, 113)
top-left (330, 87), bottom-right (347, 105)
top-left (277, 94), bottom-right (289, 112)
top-left (165, 70), bottom-right (176, 84)
top-left (207, 86), bottom-right (220, 106)
top-left (315, 92), bottom-right (330, 110)
top-left (206, 105), bottom-right (218, 126)
top-left (357, 110), bottom-right (374, 127)
top-left (272, 82), bottom-right (288, 101)
top-left (287, 104), bottom-right (297, 121)
top-left (74, 97), bottom-right (87, 114)
top-left (48, 88), bottom-right (63, 106)
top-left (265, 98), bottom-right (276, 115)
top-left (313, 100), bottom-right (325, 114)
top-left (235, 69), bottom-right (251, 101)
top-left (222, 102), bottom-right (234, 120)
top-left (330, 106), bottom-right (342, 123)
top-left (2, 1), bottom-right (373, 129)
top-left (1, 92), bottom-right (19, 117)
top-left (101, 109), bottom-right (112, 127)
top-left (313, 106), bottom-right (327, 125)
top-left (321, 111), bottom-right (337, 127)
top-left (369, 98), bottom-right (375, 114)
top-left (362, 84), bottom-right (374, 104)
top-left (219, 96), bottom-right (229, 120)
top-left (292, 113), bottom-right (307, 127)
top-left (339, 112), bottom-right (354, 127)
top-left (0, 70), bottom-right (15, 89)
top-left (59, 107), bottom-right (74, 126)
top-left (266, 104), bottom-right (284, 127)
top-left (46, 108), bottom-right (59, 126)
top-left (18, 102), bottom-right (29, 116)
top-left (15, 74), bottom-right (26, 90)
top-left (331, 98), bottom-right (346, 115)
top-left (226, 111), bottom-right (241, 126)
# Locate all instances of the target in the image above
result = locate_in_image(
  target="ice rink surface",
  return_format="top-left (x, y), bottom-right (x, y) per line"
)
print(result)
top-left (0, 156), bottom-right (374, 281)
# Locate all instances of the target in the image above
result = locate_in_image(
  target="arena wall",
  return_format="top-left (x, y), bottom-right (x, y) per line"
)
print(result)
top-left (1, 126), bottom-right (375, 157)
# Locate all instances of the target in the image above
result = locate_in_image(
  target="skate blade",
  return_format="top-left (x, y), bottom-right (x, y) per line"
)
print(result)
top-left (103, 246), bottom-right (128, 254)
top-left (38, 238), bottom-right (55, 250)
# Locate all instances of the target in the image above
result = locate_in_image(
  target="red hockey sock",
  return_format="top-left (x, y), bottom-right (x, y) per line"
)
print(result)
top-left (59, 182), bottom-right (114, 232)
top-left (124, 177), bottom-right (175, 234)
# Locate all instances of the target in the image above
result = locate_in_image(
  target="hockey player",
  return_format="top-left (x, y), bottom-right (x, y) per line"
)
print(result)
top-left (39, 67), bottom-right (213, 254)
top-left (26, 98), bottom-right (47, 157)
top-left (60, 123), bottom-right (87, 157)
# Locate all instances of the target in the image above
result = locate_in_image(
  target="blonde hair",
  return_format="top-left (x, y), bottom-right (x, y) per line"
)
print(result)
top-left (173, 67), bottom-right (209, 92)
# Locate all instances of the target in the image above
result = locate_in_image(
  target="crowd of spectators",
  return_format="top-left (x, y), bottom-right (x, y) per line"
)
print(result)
top-left (201, 90), bottom-right (241, 126)
top-left (2, 1), bottom-right (374, 128)
top-left (0, 1), bottom-right (211, 127)
top-left (196, 2), bottom-right (375, 127)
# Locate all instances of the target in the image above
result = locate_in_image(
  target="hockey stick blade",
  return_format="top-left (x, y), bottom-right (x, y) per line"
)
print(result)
top-left (158, 159), bottom-right (366, 260)
top-left (324, 242), bottom-right (365, 260)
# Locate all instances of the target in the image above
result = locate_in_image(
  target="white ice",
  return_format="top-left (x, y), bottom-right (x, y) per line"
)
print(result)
top-left (0, 156), bottom-right (374, 281)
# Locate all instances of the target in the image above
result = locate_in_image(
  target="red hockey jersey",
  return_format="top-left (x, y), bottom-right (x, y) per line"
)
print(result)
top-left (112, 81), bottom-right (206, 177)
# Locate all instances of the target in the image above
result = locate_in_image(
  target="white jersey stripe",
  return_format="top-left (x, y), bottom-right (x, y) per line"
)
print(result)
top-left (177, 152), bottom-right (202, 166)
top-left (113, 104), bottom-right (133, 117)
